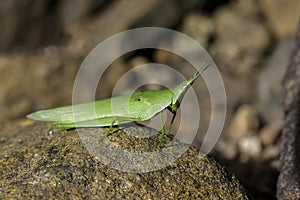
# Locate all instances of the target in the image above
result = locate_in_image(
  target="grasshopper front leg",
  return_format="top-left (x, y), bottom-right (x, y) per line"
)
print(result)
top-left (166, 109), bottom-right (177, 135)
top-left (157, 105), bottom-right (178, 149)
top-left (105, 119), bottom-right (116, 136)
top-left (166, 100), bottom-right (179, 135)
top-left (158, 112), bottom-right (165, 149)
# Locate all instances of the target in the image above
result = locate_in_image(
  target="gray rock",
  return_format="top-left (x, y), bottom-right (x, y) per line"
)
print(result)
top-left (257, 38), bottom-right (293, 124)
top-left (0, 119), bottom-right (250, 199)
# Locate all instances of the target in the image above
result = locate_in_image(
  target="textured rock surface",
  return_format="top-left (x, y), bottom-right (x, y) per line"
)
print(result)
top-left (277, 22), bottom-right (300, 199)
top-left (0, 120), bottom-right (249, 199)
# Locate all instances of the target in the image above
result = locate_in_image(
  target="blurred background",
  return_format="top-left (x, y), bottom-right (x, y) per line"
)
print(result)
top-left (0, 0), bottom-right (299, 199)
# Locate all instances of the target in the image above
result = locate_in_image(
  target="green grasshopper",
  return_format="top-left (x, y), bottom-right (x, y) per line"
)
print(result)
top-left (27, 62), bottom-right (210, 148)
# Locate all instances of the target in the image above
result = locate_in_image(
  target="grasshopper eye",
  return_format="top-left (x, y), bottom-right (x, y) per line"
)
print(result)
top-left (136, 98), bottom-right (141, 102)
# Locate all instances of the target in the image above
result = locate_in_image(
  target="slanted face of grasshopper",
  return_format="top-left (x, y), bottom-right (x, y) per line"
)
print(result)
top-left (27, 62), bottom-right (210, 148)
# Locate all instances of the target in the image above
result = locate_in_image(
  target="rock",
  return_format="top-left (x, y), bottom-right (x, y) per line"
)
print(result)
top-left (257, 38), bottom-right (293, 124)
top-left (216, 141), bottom-right (238, 160)
top-left (259, 0), bottom-right (300, 39)
top-left (211, 3), bottom-right (270, 75)
top-left (277, 19), bottom-right (300, 199)
top-left (214, 6), bottom-right (269, 52)
top-left (0, 0), bottom-right (65, 51)
top-left (0, 51), bottom-right (78, 121)
top-left (58, 0), bottom-right (107, 26)
top-left (227, 105), bottom-right (259, 142)
top-left (261, 145), bottom-right (280, 161)
top-left (181, 13), bottom-right (215, 48)
top-left (65, 0), bottom-right (201, 56)
top-left (0, 119), bottom-right (250, 199)
top-left (232, 0), bottom-right (259, 18)
top-left (238, 135), bottom-right (262, 162)
top-left (259, 123), bottom-right (282, 146)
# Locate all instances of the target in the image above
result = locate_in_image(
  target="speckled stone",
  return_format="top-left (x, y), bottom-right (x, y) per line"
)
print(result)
top-left (0, 119), bottom-right (250, 199)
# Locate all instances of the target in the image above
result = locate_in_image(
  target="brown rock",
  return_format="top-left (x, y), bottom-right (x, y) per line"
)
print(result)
top-left (259, 0), bottom-right (300, 39)
top-left (0, 119), bottom-right (250, 199)
top-left (227, 105), bottom-right (259, 142)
